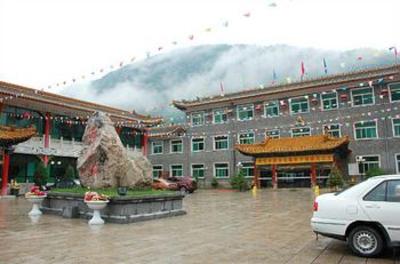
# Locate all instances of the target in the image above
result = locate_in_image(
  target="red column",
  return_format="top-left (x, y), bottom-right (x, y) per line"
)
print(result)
top-left (311, 163), bottom-right (317, 187)
top-left (1, 150), bottom-right (10, 195)
top-left (272, 164), bottom-right (278, 189)
top-left (253, 163), bottom-right (260, 188)
top-left (43, 112), bottom-right (51, 166)
top-left (142, 129), bottom-right (148, 156)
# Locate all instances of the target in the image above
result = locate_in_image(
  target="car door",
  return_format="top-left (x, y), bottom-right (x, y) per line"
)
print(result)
top-left (360, 180), bottom-right (400, 242)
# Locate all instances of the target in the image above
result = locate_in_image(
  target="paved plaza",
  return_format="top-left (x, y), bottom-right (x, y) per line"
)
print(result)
top-left (0, 189), bottom-right (399, 264)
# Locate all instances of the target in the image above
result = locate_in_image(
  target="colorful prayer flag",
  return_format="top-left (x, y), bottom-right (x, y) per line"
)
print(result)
top-left (220, 81), bottom-right (225, 96)
top-left (389, 47), bottom-right (398, 57)
top-left (300, 61), bottom-right (305, 79)
top-left (323, 58), bottom-right (328, 74)
top-left (272, 68), bottom-right (277, 84)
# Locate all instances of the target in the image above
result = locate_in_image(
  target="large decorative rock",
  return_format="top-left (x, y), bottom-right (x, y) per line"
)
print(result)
top-left (77, 112), bottom-right (152, 188)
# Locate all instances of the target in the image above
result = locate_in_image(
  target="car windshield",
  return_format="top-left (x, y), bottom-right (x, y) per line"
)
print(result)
top-left (334, 178), bottom-right (381, 197)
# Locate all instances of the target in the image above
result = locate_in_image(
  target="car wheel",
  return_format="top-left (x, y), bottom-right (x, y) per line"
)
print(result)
top-left (348, 226), bottom-right (384, 257)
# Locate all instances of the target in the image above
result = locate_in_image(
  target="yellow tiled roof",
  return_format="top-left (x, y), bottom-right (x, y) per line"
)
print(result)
top-left (0, 126), bottom-right (36, 147)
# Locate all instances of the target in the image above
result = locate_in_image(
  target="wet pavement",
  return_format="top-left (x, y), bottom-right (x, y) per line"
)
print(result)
top-left (0, 189), bottom-right (399, 264)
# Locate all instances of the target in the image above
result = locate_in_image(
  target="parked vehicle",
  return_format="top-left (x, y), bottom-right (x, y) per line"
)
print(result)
top-left (151, 178), bottom-right (178, 191)
top-left (311, 175), bottom-right (400, 257)
top-left (167, 176), bottom-right (197, 193)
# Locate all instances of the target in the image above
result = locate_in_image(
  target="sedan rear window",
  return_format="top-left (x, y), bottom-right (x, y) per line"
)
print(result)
top-left (364, 182), bottom-right (387, 201)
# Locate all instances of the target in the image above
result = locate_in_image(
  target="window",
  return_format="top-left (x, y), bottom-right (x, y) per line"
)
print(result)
top-left (364, 182), bottom-right (386, 202)
top-left (152, 165), bottom-right (163, 178)
top-left (387, 180), bottom-right (400, 202)
top-left (192, 138), bottom-right (205, 152)
top-left (214, 163), bottom-right (229, 178)
top-left (170, 164), bottom-right (183, 177)
top-left (241, 162), bottom-right (254, 178)
top-left (393, 119), bottom-right (400, 137)
top-left (152, 142), bottom-right (163, 154)
top-left (396, 154), bottom-right (400, 174)
top-left (213, 109), bottom-right (227, 124)
top-left (214, 135), bottom-right (229, 150)
top-left (237, 105), bottom-right (254, 121)
top-left (321, 92), bottom-right (338, 110)
top-left (170, 139), bottom-right (183, 153)
top-left (290, 97), bottom-right (309, 114)
top-left (264, 101), bottom-right (279, 117)
top-left (265, 129), bottom-right (280, 139)
top-left (354, 121), bottom-right (377, 139)
top-left (323, 124), bottom-right (341, 137)
top-left (191, 112), bottom-right (204, 126)
top-left (389, 83), bottom-right (400, 102)
top-left (239, 132), bottom-right (255, 144)
top-left (291, 127), bottom-right (311, 137)
top-left (192, 164), bottom-right (205, 178)
top-left (351, 87), bottom-right (374, 106)
top-left (358, 155), bottom-right (380, 175)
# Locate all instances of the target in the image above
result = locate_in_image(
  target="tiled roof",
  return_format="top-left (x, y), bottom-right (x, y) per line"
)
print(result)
top-left (0, 81), bottom-right (162, 125)
top-left (173, 64), bottom-right (400, 110)
top-left (235, 135), bottom-right (349, 156)
top-left (0, 126), bottom-right (36, 147)
top-left (148, 125), bottom-right (186, 139)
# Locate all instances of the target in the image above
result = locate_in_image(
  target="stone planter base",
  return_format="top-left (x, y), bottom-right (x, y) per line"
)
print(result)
top-left (41, 192), bottom-right (186, 224)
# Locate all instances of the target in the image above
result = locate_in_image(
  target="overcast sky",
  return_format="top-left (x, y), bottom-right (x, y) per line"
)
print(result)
top-left (0, 0), bottom-right (399, 90)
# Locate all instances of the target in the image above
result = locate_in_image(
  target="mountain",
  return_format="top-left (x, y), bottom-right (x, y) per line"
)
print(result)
top-left (61, 44), bottom-right (394, 122)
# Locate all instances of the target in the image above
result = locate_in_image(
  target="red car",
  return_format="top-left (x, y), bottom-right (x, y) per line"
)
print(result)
top-left (167, 176), bottom-right (197, 193)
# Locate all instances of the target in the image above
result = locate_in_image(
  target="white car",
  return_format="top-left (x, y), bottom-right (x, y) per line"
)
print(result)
top-left (311, 175), bottom-right (400, 257)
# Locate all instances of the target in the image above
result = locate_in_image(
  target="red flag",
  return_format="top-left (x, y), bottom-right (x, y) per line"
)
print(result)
top-left (301, 61), bottom-right (305, 76)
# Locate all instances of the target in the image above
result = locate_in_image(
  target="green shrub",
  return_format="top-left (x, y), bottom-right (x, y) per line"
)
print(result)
top-left (230, 170), bottom-right (249, 191)
top-left (327, 166), bottom-right (344, 190)
top-left (211, 177), bottom-right (219, 188)
top-left (34, 161), bottom-right (49, 188)
top-left (64, 165), bottom-right (76, 181)
top-left (365, 167), bottom-right (386, 178)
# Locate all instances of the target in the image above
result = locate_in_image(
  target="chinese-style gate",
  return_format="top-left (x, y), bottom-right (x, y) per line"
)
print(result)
top-left (236, 134), bottom-right (350, 188)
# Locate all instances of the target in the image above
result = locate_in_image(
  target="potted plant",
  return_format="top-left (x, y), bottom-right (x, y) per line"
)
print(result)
top-left (230, 170), bottom-right (249, 192)
top-left (211, 178), bottom-right (219, 189)
top-left (25, 185), bottom-right (47, 216)
top-left (84, 191), bottom-right (109, 225)
top-left (34, 161), bottom-right (49, 190)
top-left (327, 166), bottom-right (344, 192)
top-left (10, 179), bottom-right (20, 196)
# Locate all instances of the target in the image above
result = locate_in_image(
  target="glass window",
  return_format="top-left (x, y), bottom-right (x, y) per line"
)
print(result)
top-left (291, 127), bottom-right (311, 137)
top-left (192, 164), bottom-right (205, 178)
top-left (237, 105), bottom-right (254, 121)
top-left (321, 92), bottom-right (338, 110)
top-left (192, 138), bottom-right (205, 152)
top-left (213, 109), bottom-right (227, 124)
top-left (239, 132), bottom-right (255, 144)
top-left (170, 139), bottom-right (183, 153)
top-left (323, 124), bottom-right (341, 137)
top-left (290, 97), bottom-right (309, 114)
top-left (170, 165), bottom-right (183, 177)
top-left (397, 154), bottom-right (400, 174)
top-left (354, 121), bottom-right (377, 139)
top-left (264, 101), bottom-right (279, 117)
top-left (364, 182), bottom-right (387, 202)
top-left (393, 119), bottom-right (400, 137)
top-left (241, 162), bottom-right (254, 177)
top-left (152, 165), bottom-right (163, 178)
top-left (215, 163), bottom-right (229, 178)
top-left (358, 156), bottom-right (380, 175)
top-left (352, 88), bottom-right (374, 106)
top-left (152, 142), bottom-right (163, 154)
top-left (387, 180), bottom-right (400, 202)
top-left (214, 135), bottom-right (229, 150)
top-left (191, 112), bottom-right (204, 126)
top-left (265, 129), bottom-right (280, 139)
top-left (389, 83), bottom-right (400, 102)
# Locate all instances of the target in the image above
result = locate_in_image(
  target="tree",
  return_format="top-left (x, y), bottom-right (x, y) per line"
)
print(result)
top-left (34, 161), bottom-right (49, 188)
top-left (64, 165), bottom-right (76, 181)
top-left (230, 169), bottom-right (249, 191)
top-left (327, 166), bottom-right (344, 191)
top-left (365, 167), bottom-right (386, 178)
top-left (211, 177), bottom-right (219, 189)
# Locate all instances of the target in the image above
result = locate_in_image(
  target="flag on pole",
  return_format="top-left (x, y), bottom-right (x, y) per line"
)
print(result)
top-left (272, 68), bottom-right (277, 84)
top-left (323, 58), bottom-right (328, 74)
top-left (389, 47), bottom-right (398, 63)
top-left (300, 61), bottom-right (305, 80)
top-left (220, 81), bottom-right (225, 96)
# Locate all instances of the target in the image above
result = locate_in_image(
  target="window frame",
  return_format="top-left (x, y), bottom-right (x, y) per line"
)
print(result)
top-left (392, 118), bottom-right (400, 138)
top-left (170, 139), bottom-right (183, 153)
top-left (191, 163), bottom-right (205, 179)
top-left (291, 126), bottom-right (311, 137)
top-left (214, 162), bottom-right (230, 178)
top-left (151, 141), bottom-right (163, 155)
top-left (395, 153), bottom-right (400, 174)
top-left (354, 120), bottom-right (378, 140)
top-left (152, 165), bottom-right (163, 179)
top-left (265, 129), bottom-right (280, 139)
top-left (389, 82), bottom-right (400, 102)
top-left (351, 87), bottom-right (375, 107)
top-left (191, 111), bottom-right (205, 127)
top-left (356, 155), bottom-right (381, 175)
top-left (170, 164), bottom-right (184, 177)
top-left (213, 135), bottom-right (229, 151)
top-left (213, 109), bottom-right (228, 124)
top-left (241, 162), bottom-right (254, 178)
top-left (236, 104), bottom-right (254, 121)
top-left (191, 137), bottom-right (205, 152)
top-left (323, 123), bottom-right (342, 137)
top-left (321, 91), bottom-right (339, 111)
top-left (264, 101), bottom-right (280, 117)
top-left (289, 97), bottom-right (310, 115)
top-left (238, 131), bottom-right (255, 144)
